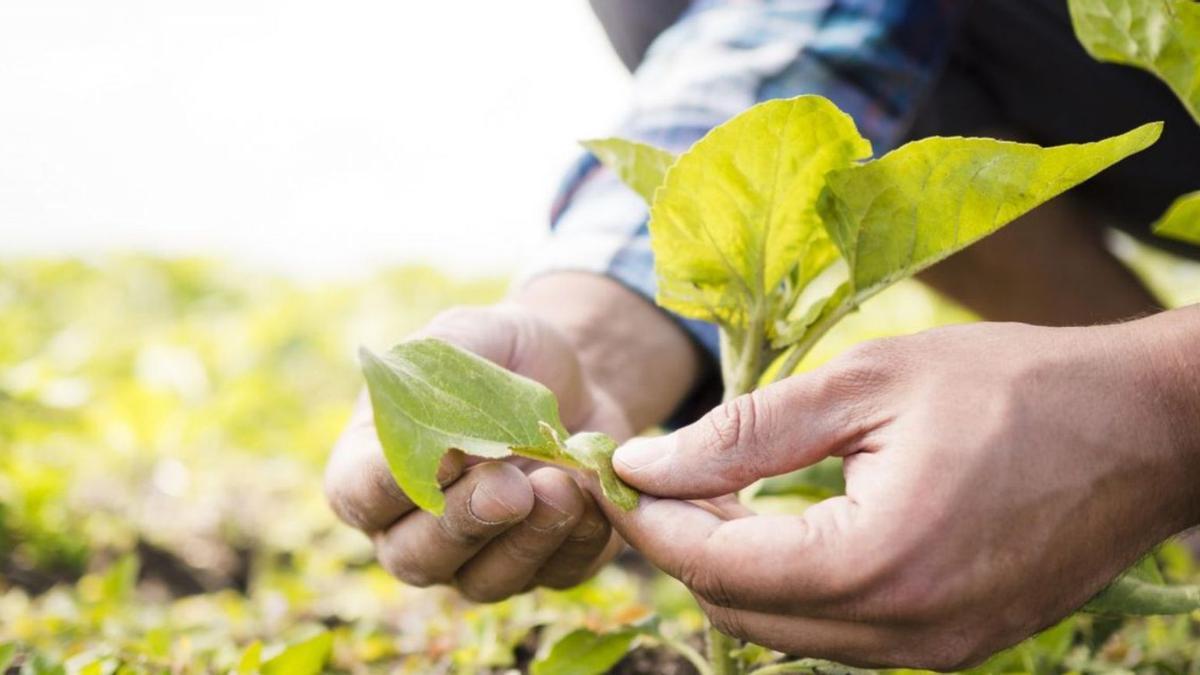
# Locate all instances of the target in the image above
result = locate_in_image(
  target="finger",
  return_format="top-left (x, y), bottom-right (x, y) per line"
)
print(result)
top-left (453, 468), bottom-right (584, 602)
top-left (694, 598), bottom-right (926, 670)
top-left (531, 485), bottom-right (617, 589)
top-left (601, 493), bottom-right (866, 615)
top-left (374, 462), bottom-right (534, 587)
top-left (326, 392), bottom-right (466, 532)
top-left (613, 355), bottom-right (888, 498)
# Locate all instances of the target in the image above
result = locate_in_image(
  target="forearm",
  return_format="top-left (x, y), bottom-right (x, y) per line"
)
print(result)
top-left (511, 271), bottom-right (703, 433)
top-left (1132, 303), bottom-right (1200, 526)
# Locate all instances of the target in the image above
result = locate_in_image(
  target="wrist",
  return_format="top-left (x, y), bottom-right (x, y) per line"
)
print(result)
top-left (1124, 305), bottom-right (1200, 527)
top-left (508, 271), bottom-right (703, 433)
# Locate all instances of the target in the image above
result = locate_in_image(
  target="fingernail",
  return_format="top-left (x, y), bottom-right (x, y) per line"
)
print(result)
top-left (614, 437), bottom-right (670, 472)
top-left (468, 483), bottom-right (521, 524)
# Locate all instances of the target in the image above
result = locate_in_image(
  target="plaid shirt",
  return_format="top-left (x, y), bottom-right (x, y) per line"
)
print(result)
top-left (530, 0), bottom-right (966, 375)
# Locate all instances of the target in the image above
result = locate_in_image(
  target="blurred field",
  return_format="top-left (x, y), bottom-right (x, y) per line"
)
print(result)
top-left (1, 249), bottom-right (1198, 673)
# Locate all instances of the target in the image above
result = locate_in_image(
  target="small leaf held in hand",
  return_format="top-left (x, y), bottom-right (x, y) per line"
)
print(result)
top-left (1068, 0), bottom-right (1200, 124)
top-left (564, 432), bottom-right (638, 511)
top-left (1153, 191), bottom-right (1200, 245)
top-left (361, 339), bottom-right (636, 514)
top-left (582, 138), bottom-right (677, 205)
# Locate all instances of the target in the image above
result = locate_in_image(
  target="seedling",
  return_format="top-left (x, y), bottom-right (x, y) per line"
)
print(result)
top-left (362, 94), bottom-right (1198, 673)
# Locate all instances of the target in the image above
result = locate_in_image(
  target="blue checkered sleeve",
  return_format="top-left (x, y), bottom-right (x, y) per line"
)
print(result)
top-left (527, 0), bottom-right (965, 417)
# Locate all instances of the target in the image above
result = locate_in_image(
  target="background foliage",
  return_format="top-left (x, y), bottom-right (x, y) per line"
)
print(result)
top-left (1, 245), bottom-right (1198, 673)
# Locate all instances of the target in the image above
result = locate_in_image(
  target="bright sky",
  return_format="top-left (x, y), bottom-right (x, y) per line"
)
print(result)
top-left (0, 2), bottom-right (630, 279)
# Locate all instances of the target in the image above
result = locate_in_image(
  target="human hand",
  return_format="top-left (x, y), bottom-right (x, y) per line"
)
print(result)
top-left (603, 319), bottom-right (1200, 669)
top-left (325, 304), bottom-right (631, 602)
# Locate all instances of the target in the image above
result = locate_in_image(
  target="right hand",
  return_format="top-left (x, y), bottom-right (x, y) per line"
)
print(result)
top-left (325, 305), bottom-right (632, 602)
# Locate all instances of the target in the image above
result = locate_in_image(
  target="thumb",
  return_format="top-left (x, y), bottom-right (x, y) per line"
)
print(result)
top-left (613, 374), bottom-right (872, 499)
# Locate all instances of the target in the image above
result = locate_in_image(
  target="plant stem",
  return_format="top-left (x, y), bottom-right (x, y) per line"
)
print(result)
top-left (707, 624), bottom-right (741, 675)
top-left (769, 300), bottom-right (853, 385)
top-left (658, 634), bottom-right (715, 675)
top-left (709, 315), bottom-right (774, 675)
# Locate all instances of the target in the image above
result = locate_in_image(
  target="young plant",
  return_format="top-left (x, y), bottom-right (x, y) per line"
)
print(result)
top-left (1068, 0), bottom-right (1200, 243)
top-left (589, 94), bottom-right (1197, 671)
top-left (361, 94), bottom-right (1197, 673)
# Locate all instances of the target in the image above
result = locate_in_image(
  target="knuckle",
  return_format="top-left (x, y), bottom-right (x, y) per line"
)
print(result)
top-left (703, 606), bottom-right (748, 642)
top-left (377, 545), bottom-right (443, 588)
top-left (455, 578), bottom-right (511, 604)
top-left (824, 339), bottom-right (896, 393)
top-left (499, 533), bottom-right (552, 564)
top-left (537, 568), bottom-right (590, 590)
top-left (324, 462), bottom-right (372, 531)
top-left (698, 392), bottom-right (773, 479)
top-left (437, 512), bottom-right (492, 548)
top-left (678, 550), bottom-right (736, 610)
top-left (566, 512), bottom-right (610, 543)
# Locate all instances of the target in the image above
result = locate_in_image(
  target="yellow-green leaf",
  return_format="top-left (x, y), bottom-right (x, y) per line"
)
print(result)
top-left (582, 138), bottom-right (677, 205)
top-left (262, 632), bottom-right (332, 675)
top-left (563, 432), bottom-right (638, 511)
top-left (361, 339), bottom-right (636, 514)
top-left (819, 123), bottom-right (1162, 305)
top-left (237, 640), bottom-right (263, 675)
top-left (1153, 191), bottom-right (1200, 244)
top-left (772, 259), bottom-right (850, 349)
top-left (361, 339), bottom-right (570, 514)
top-left (648, 95), bottom-right (872, 327)
top-left (1068, 0), bottom-right (1200, 124)
top-left (531, 628), bottom-right (638, 675)
top-left (0, 645), bottom-right (16, 672)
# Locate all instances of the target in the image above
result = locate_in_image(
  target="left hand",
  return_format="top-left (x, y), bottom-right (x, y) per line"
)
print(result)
top-left (601, 319), bottom-right (1200, 670)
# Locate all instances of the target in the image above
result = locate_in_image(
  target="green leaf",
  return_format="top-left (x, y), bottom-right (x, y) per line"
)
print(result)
top-left (754, 458), bottom-right (846, 501)
top-left (647, 95), bottom-right (872, 327)
top-left (772, 259), bottom-right (850, 349)
top-left (262, 632), bottom-right (332, 675)
top-left (23, 653), bottom-right (65, 675)
top-left (361, 339), bottom-right (636, 514)
top-left (819, 123), bottom-right (1162, 307)
top-left (1068, 0), bottom-right (1200, 124)
top-left (237, 641), bottom-right (263, 675)
top-left (0, 644), bottom-right (17, 672)
top-left (361, 338), bottom-right (570, 514)
top-left (531, 627), bottom-right (639, 675)
top-left (582, 138), bottom-right (677, 205)
top-left (563, 432), bottom-right (638, 511)
top-left (1153, 191), bottom-right (1200, 244)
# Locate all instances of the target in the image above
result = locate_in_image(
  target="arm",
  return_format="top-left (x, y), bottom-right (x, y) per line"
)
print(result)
top-left (604, 305), bottom-right (1200, 668)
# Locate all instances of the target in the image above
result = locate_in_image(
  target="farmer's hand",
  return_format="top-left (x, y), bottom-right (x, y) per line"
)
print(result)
top-left (326, 272), bottom-right (703, 602)
top-left (605, 310), bottom-right (1200, 669)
